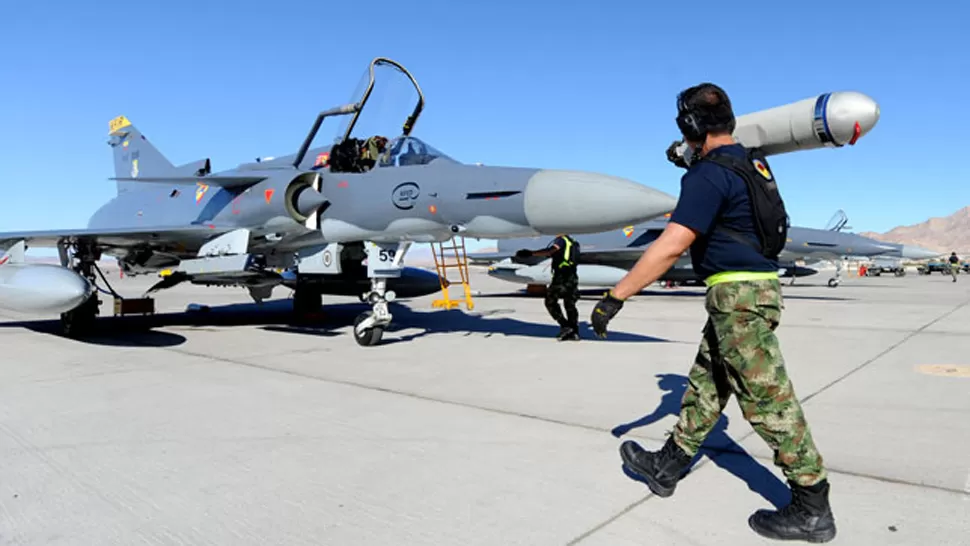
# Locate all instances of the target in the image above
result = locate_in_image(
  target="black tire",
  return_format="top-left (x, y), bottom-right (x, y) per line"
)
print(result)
top-left (353, 312), bottom-right (384, 346)
top-left (60, 295), bottom-right (98, 338)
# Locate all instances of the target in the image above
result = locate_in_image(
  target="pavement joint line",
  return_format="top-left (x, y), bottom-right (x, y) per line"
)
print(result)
top-left (81, 294), bottom-right (968, 545)
top-left (798, 296), bottom-right (970, 406)
top-left (155, 344), bottom-right (970, 494)
top-left (565, 296), bottom-right (970, 544)
top-left (564, 494), bottom-right (656, 546)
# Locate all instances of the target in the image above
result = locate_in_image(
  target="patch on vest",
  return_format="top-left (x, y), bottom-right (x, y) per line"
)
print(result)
top-left (752, 159), bottom-right (772, 180)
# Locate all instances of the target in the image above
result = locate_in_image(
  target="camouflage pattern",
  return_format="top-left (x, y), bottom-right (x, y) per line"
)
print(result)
top-left (951, 263), bottom-right (959, 281)
top-left (671, 278), bottom-right (828, 487)
top-left (545, 271), bottom-right (580, 328)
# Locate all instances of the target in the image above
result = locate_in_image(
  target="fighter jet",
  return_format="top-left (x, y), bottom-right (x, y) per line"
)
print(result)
top-left (782, 210), bottom-right (940, 285)
top-left (0, 57), bottom-right (676, 346)
top-left (468, 217), bottom-right (932, 290)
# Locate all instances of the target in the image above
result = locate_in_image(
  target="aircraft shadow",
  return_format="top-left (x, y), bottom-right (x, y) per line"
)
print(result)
top-left (381, 306), bottom-right (668, 344)
top-left (0, 317), bottom-right (188, 348)
top-left (0, 298), bottom-right (668, 346)
top-left (611, 373), bottom-right (791, 509)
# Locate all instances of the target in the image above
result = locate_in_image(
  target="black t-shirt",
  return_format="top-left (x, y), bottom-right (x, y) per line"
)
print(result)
top-left (549, 236), bottom-right (578, 275)
top-left (668, 144), bottom-right (778, 280)
top-left (950, 255), bottom-right (959, 263)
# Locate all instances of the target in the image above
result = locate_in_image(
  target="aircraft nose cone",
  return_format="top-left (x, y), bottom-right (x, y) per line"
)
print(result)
top-left (523, 170), bottom-right (677, 235)
top-left (900, 245), bottom-right (940, 260)
top-left (827, 91), bottom-right (880, 144)
top-left (294, 187), bottom-right (328, 218)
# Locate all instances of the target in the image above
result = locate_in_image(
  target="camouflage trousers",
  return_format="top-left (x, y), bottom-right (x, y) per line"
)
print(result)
top-left (672, 278), bottom-right (827, 487)
top-left (545, 271), bottom-right (579, 329)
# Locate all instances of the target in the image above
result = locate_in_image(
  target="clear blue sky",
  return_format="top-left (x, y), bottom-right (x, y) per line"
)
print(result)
top-left (1, 0), bottom-right (966, 251)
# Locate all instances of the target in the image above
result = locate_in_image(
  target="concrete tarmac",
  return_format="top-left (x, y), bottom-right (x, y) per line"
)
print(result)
top-left (0, 266), bottom-right (968, 545)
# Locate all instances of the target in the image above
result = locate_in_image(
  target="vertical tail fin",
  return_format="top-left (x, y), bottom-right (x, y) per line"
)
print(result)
top-left (107, 116), bottom-right (176, 193)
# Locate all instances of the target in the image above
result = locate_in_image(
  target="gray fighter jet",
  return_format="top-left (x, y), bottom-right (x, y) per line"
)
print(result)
top-left (469, 215), bottom-right (937, 290)
top-left (0, 58), bottom-right (676, 346)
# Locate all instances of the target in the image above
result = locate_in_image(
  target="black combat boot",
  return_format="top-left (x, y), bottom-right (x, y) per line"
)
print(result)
top-left (560, 323), bottom-right (580, 341)
top-left (748, 479), bottom-right (837, 543)
top-left (619, 437), bottom-right (693, 497)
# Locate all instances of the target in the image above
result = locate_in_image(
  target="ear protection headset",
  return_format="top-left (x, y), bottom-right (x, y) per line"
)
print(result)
top-left (675, 83), bottom-right (736, 143)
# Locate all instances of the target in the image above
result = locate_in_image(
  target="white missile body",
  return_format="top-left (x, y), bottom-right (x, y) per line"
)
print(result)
top-left (0, 241), bottom-right (94, 314)
top-left (486, 260), bottom-right (817, 288)
top-left (734, 91), bottom-right (880, 155)
top-left (669, 91), bottom-right (881, 161)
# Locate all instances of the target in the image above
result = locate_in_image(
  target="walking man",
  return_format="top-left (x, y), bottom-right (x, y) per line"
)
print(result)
top-left (589, 83), bottom-right (835, 542)
top-left (516, 234), bottom-right (581, 340)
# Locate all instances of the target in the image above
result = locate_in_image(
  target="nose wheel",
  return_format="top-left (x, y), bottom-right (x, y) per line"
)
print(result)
top-left (353, 311), bottom-right (384, 346)
top-left (353, 278), bottom-right (397, 347)
top-left (828, 259), bottom-right (845, 288)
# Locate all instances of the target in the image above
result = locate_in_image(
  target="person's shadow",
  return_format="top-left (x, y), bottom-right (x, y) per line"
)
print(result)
top-left (611, 373), bottom-right (791, 509)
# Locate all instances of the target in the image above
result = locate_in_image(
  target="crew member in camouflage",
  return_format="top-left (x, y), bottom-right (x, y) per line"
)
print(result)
top-left (673, 279), bottom-right (826, 487)
top-left (516, 233), bottom-right (581, 340)
top-left (949, 252), bottom-right (959, 282)
top-left (544, 268), bottom-right (580, 339)
top-left (590, 83), bottom-right (836, 542)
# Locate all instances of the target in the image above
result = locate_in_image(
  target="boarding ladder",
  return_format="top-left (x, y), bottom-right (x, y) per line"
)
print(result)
top-left (430, 236), bottom-right (474, 310)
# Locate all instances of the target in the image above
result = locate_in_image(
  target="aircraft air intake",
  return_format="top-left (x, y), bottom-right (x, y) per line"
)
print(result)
top-left (283, 172), bottom-right (329, 222)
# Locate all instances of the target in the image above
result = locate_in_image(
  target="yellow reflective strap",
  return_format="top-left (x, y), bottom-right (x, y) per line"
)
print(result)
top-left (705, 271), bottom-right (778, 286)
top-left (560, 237), bottom-right (573, 267)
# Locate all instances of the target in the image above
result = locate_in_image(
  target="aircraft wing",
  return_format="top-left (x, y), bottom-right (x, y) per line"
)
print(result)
top-left (108, 175), bottom-right (267, 188)
top-left (0, 225), bottom-right (238, 253)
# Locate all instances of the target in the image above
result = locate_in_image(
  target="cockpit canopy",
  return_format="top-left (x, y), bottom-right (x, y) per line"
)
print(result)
top-left (378, 136), bottom-right (456, 168)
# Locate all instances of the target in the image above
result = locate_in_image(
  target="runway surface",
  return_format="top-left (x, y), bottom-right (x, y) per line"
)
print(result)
top-left (1, 266), bottom-right (968, 545)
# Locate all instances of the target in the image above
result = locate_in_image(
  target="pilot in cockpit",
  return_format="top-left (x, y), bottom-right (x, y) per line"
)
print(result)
top-left (397, 141), bottom-right (422, 166)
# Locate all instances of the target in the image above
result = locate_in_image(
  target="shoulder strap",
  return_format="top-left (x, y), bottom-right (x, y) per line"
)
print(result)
top-left (698, 151), bottom-right (764, 253)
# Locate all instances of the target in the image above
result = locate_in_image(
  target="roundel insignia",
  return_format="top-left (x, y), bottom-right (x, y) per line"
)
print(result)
top-left (753, 159), bottom-right (772, 180)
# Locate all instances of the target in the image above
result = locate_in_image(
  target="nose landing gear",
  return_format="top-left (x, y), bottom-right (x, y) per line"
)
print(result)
top-left (353, 242), bottom-right (409, 347)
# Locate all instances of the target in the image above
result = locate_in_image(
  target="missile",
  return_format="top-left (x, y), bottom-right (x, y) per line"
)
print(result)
top-left (733, 91), bottom-right (880, 155)
top-left (0, 241), bottom-right (95, 314)
top-left (667, 91), bottom-right (881, 163)
top-left (487, 261), bottom-right (817, 288)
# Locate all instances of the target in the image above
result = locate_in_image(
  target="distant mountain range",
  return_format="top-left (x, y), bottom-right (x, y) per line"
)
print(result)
top-left (860, 206), bottom-right (970, 255)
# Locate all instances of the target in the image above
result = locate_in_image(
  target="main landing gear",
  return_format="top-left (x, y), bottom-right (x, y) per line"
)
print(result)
top-left (353, 241), bottom-right (411, 347)
top-left (58, 241), bottom-right (101, 337)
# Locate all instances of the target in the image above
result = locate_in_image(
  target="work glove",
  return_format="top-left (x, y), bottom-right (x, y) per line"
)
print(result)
top-left (591, 291), bottom-right (625, 338)
top-left (515, 249), bottom-right (533, 259)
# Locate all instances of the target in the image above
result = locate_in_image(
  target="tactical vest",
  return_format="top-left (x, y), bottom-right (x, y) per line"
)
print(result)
top-left (553, 236), bottom-right (580, 272)
top-left (700, 147), bottom-right (789, 260)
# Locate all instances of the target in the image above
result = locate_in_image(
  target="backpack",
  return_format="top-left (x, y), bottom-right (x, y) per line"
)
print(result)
top-left (554, 235), bottom-right (580, 269)
top-left (701, 147), bottom-right (789, 260)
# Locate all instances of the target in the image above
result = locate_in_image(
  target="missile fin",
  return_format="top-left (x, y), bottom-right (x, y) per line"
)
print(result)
top-left (0, 240), bottom-right (25, 266)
